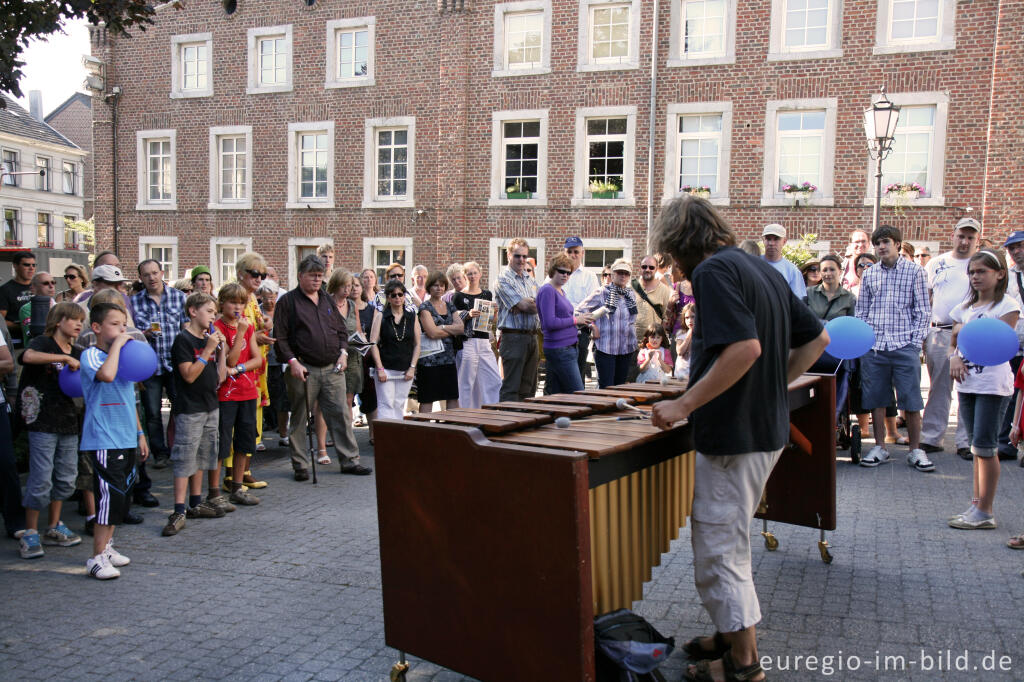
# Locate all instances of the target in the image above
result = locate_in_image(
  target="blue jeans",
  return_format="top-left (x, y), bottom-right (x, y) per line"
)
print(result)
top-left (544, 344), bottom-right (584, 394)
top-left (594, 349), bottom-right (634, 389)
top-left (141, 371), bottom-right (176, 459)
top-left (958, 392), bottom-right (1009, 458)
top-left (23, 432), bottom-right (78, 510)
top-left (859, 345), bottom-right (924, 412)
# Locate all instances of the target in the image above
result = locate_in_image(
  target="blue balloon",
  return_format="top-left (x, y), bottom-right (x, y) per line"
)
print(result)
top-left (58, 365), bottom-right (83, 398)
top-left (958, 318), bottom-right (1018, 367)
top-left (117, 339), bottom-right (159, 382)
top-left (823, 317), bottom-right (875, 360)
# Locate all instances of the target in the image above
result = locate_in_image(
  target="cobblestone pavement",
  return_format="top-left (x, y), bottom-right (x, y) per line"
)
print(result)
top-left (3, 391), bottom-right (1024, 681)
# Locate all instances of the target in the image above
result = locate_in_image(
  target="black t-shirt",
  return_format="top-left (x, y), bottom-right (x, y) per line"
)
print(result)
top-left (452, 290), bottom-right (493, 340)
top-left (0, 280), bottom-right (32, 344)
top-left (689, 247), bottom-right (823, 455)
top-left (17, 335), bottom-right (81, 433)
top-left (171, 330), bottom-right (220, 414)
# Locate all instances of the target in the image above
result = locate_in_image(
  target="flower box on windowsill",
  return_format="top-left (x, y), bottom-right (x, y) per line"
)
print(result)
top-left (506, 191), bottom-right (532, 200)
top-left (886, 190), bottom-right (919, 202)
top-left (38, 241), bottom-right (53, 249)
top-left (686, 190), bottom-right (711, 200)
top-left (784, 190), bottom-right (815, 200)
top-left (591, 190), bottom-right (618, 200)
top-left (4, 240), bottom-right (22, 247)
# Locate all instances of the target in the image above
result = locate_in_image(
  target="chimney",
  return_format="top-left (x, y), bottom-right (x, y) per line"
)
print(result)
top-left (29, 91), bottom-right (44, 121)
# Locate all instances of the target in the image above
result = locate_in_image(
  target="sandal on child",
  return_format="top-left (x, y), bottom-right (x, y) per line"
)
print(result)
top-left (685, 650), bottom-right (766, 682)
top-left (317, 451), bottom-right (332, 466)
top-left (1007, 534), bottom-right (1024, 550)
top-left (683, 632), bottom-right (730, 660)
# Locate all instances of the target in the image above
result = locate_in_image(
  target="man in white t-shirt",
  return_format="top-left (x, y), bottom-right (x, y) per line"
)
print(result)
top-left (920, 217), bottom-right (980, 456)
top-left (761, 224), bottom-right (806, 297)
top-left (562, 236), bottom-right (600, 381)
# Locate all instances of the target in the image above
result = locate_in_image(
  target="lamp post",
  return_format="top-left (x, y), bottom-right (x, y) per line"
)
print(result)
top-left (863, 86), bottom-right (901, 234)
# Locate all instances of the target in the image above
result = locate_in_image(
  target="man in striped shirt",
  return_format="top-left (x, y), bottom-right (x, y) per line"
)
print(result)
top-left (494, 238), bottom-right (539, 401)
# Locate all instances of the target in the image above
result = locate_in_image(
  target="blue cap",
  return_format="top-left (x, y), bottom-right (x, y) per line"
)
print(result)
top-left (1005, 231), bottom-right (1024, 247)
top-left (564, 236), bottom-right (584, 249)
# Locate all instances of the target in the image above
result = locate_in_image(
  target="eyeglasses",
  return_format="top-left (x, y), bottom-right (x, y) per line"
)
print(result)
top-left (388, 291), bottom-right (405, 299)
top-left (555, 268), bottom-right (571, 276)
top-left (388, 272), bottom-right (404, 279)
top-left (246, 269), bottom-right (268, 280)
top-left (639, 265), bottom-right (656, 271)
top-left (182, 288), bottom-right (194, 293)
top-left (40, 280), bottom-right (56, 286)
top-left (64, 273), bottom-right (78, 280)
top-left (805, 266), bottom-right (819, 272)
top-left (613, 270), bottom-right (630, 276)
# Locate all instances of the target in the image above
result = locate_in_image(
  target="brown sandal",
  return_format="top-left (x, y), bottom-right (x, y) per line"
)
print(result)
top-left (683, 632), bottom-right (730, 660)
top-left (685, 650), bottom-right (766, 682)
top-left (1007, 534), bottom-right (1024, 550)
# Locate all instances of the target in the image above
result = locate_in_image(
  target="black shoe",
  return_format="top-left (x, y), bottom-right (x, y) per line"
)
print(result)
top-left (997, 449), bottom-right (1017, 461)
top-left (84, 518), bottom-right (95, 536)
top-left (151, 456), bottom-right (170, 469)
top-left (133, 491), bottom-right (160, 507)
top-left (294, 469), bottom-right (310, 482)
top-left (123, 510), bottom-right (144, 525)
top-left (919, 443), bottom-right (943, 454)
top-left (956, 447), bottom-right (972, 460)
top-left (340, 463), bottom-right (373, 476)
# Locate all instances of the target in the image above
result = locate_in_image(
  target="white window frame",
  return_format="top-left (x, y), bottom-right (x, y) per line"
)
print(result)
top-left (3, 207), bottom-right (21, 245)
top-left (488, 237), bottom-right (547, 289)
top-left (492, 1), bottom-right (553, 78)
top-left (288, 237), bottom-right (334, 289)
top-left (668, 0), bottom-right (737, 67)
top-left (36, 212), bottom-right (52, 248)
top-left (874, 0), bottom-right (955, 54)
top-left (325, 17), bottom-right (376, 89)
top-left (139, 236), bottom-right (179, 281)
top-left (663, 102), bottom-right (733, 206)
top-left (2, 148), bottom-right (20, 186)
top-left (246, 25), bottom-right (293, 94)
top-left (862, 91), bottom-right (948, 208)
top-left (35, 156), bottom-right (51, 192)
top-left (761, 97), bottom-right (837, 207)
top-left (362, 237), bottom-right (414, 288)
top-left (208, 125), bottom-right (253, 210)
top-left (577, 0), bottom-right (641, 72)
top-left (210, 237), bottom-right (254, 287)
top-left (136, 129), bottom-right (177, 211)
top-left (767, 0), bottom-right (843, 61)
top-left (572, 106), bottom-right (636, 207)
top-left (287, 121), bottom-right (335, 210)
top-left (490, 109), bottom-right (549, 207)
top-left (170, 33), bottom-right (213, 99)
top-left (61, 160), bottom-right (79, 195)
top-left (62, 215), bottom-right (79, 250)
top-left (362, 117), bottom-right (416, 209)
top-left (580, 237), bottom-right (633, 277)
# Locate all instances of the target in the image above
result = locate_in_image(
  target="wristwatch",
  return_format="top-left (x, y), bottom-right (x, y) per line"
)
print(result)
top-left (236, 363), bottom-right (247, 374)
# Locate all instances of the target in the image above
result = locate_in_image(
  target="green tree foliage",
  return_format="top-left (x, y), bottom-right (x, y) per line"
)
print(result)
top-left (783, 233), bottom-right (819, 268)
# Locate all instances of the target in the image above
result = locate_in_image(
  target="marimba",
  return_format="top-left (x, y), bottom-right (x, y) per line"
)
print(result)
top-left (375, 376), bottom-right (834, 682)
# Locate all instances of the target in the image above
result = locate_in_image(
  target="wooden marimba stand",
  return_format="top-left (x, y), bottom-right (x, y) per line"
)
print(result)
top-left (374, 376), bottom-right (835, 682)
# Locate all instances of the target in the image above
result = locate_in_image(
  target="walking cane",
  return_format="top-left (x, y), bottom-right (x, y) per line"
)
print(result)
top-left (303, 374), bottom-right (318, 484)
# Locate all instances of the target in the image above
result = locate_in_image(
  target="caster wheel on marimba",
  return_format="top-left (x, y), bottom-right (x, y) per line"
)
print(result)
top-left (761, 531), bottom-right (778, 551)
top-left (818, 540), bottom-right (833, 564)
top-left (390, 662), bottom-right (410, 681)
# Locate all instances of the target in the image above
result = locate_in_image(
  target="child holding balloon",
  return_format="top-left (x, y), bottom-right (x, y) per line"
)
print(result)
top-left (13, 302), bottom-right (85, 560)
top-left (948, 249), bottom-right (1020, 530)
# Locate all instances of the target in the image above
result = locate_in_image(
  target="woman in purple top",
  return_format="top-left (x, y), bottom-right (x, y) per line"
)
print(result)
top-left (536, 254), bottom-right (594, 394)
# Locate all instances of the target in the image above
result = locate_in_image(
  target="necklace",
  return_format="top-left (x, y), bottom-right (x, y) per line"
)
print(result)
top-left (391, 310), bottom-right (407, 342)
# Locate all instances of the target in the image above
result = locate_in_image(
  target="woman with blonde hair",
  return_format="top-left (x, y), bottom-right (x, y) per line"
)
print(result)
top-left (326, 269), bottom-right (362, 462)
top-left (58, 263), bottom-right (88, 303)
top-left (451, 261), bottom-right (501, 408)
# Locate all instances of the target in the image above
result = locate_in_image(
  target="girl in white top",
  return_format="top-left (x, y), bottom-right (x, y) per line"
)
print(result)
top-left (947, 249), bottom-right (1020, 530)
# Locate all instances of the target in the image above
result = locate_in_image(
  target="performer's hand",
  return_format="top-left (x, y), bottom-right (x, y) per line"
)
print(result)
top-left (651, 396), bottom-right (691, 430)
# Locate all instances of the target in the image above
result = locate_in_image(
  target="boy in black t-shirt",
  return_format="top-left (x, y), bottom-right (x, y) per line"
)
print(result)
top-left (162, 293), bottom-right (230, 537)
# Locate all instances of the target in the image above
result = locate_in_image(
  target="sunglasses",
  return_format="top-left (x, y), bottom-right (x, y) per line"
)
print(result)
top-left (64, 273), bottom-right (78, 280)
top-left (554, 268), bottom-right (571, 276)
top-left (39, 280), bottom-right (56, 286)
top-left (182, 288), bottom-right (194, 293)
top-left (639, 265), bottom-right (656, 271)
top-left (857, 262), bottom-right (872, 269)
top-left (388, 291), bottom-right (405, 298)
top-left (388, 272), bottom-right (404, 279)
top-left (602, 272), bottom-right (611, 278)
top-left (246, 269), bottom-right (268, 279)
top-left (805, 266), bottom-right (819, 272)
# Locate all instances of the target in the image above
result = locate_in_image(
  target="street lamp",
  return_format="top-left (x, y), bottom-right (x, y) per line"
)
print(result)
top-left (863, 86), bottom-right (901, 233)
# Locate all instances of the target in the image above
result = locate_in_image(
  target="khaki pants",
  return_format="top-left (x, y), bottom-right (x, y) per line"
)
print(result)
top-left (285, 362), bottom-right (359, 471)
top-left (498, 332), bottom-right (538, 402)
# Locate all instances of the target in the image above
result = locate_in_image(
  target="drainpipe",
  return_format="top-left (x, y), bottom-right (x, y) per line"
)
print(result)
top-left (105, 86), bottom-right (121, 257)
top-left (645, 0), bottom-right (660, 248)
top-left (980, 0), bottom-right (1004, 229)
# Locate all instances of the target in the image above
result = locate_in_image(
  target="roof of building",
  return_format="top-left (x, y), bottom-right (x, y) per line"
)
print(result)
top-left (0, 94), bottom-right (80, 150)
top-left (45, 92), bottom-right (92, 124)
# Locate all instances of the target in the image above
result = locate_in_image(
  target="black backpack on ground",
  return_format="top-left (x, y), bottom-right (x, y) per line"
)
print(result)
top-left (594, 609), bottom-right (675, 682)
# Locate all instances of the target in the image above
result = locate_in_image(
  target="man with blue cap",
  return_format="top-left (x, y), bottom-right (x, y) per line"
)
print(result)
top-left (996, 230), bottom-right (1024, 461)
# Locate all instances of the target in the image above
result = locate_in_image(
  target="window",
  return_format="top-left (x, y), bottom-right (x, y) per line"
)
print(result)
top-left (668, 0), bottom-right (736, 67)
top-left (864, 91), bottom-right (948, 206)
top-left (211, 238), bottom-right (253, 287)
top-left (325, 18), bottom-right (376, 88)
top-left (288, 237), bottom-right (335, 288)
top-left (664, 102), bottom-right (733, 205)
top-left (581, 239), bottom-right (633, 277)
top-left (136, 129), bottom-right (177, 210)
top-left (37, 212), bottom-right (52, 248)
top-left (247, 25), bottom-right (293, 94)
top-left (490, 109), bottom-right (548, 206)
top-left (3, 208), bottom-right (20, 245)
top-left (36, 157), bottom-right (50, 191)
top-left (768, 0), bottom-right (842, 60)
top-left (493, 1), bottom-right (552, 77)
top-left (363, 238), bottom-right (413, 285)
top-left (363, 117), bottom-right (416, 209)
top-left (487, 237), bottom-right (546, 286)
top-left (287, 122), bottom-right (335, 209)
top-left (140, 237), bottom-right (178, 281)
top-left (2, 150), bottom-right (18, 186)
top-left (171, 33), bottom-right (213, 98)
top-left (63, 216), bottom-right (79, 250)
top-left (578, 1), bottom-right (641, 71)
top-left (761, 98), bottom-right (837, 206)
top-left (573, 106), bottom-right (637, 205)
top-left (62, 161), bottom-right (77, 195)
top-left (208, 126), bottom-right (253, 209)
top-left (874, 0), bottom-right (955, 54)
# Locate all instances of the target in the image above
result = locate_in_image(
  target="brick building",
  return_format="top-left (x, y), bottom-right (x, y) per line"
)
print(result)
top-left (89, 0), bottom-right (1023, 288)
top-left (45, 92), bottom-right (96, 221)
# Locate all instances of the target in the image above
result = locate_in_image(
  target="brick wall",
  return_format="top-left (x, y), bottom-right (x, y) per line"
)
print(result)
top-left (45, 94), bottom-right (95, 220)
top-left (90, 0), bottom-right (1020, 284)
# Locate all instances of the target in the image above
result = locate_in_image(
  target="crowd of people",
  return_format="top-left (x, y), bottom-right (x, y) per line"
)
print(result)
top-left (0, 211), bottom-right (1023, 584)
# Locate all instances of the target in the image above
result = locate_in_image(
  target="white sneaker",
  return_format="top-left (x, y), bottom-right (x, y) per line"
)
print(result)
top-left (104, 540), bottom-right (131, 567)
top-left (908, 448), bottom-right (935, 472)
top-left (859, 445), bottom-right (890, 467)
top-left (86, 553), bottom-right (121, 580)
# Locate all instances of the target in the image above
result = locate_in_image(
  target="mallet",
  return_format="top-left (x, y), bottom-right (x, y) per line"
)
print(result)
top-left (554, 415), bottom-right (646, 428)
top-left (615, 398), bottom-right (648, 416)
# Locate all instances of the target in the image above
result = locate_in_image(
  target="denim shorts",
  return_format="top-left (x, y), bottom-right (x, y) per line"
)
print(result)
top-left (22, 432), bottom-right (78, 510)
top-left (958, 392), bottom-right (1009, 458)
top-left (859, 345), bottom-right (924, 412)
top-left (170, 409), bottom-right (220, 478)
